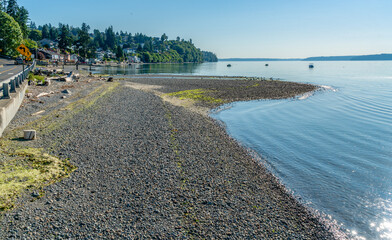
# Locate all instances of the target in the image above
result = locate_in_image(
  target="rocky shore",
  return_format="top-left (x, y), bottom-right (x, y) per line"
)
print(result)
top-left (0, 74), bottom-right (337, 239)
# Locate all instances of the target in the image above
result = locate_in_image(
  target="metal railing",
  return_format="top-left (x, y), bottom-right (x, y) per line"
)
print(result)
top-left (1, 60), bottom-right (36, 99)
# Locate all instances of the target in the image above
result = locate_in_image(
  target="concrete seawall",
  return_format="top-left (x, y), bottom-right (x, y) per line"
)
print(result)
top-left (0, 81), bottom-right (28, 137)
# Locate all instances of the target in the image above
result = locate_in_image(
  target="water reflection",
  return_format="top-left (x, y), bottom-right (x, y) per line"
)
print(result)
top-left (95, 63), bottom-right (206, 75)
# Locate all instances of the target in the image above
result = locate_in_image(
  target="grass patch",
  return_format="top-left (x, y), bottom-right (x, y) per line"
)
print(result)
top-left (166, 89), bottom-right (224, 104)
top-left (0, 147), bottom-right (76, 211)
top-left (0, 81), bottom-right (120, 212)
top-left (28, 73), bottom-right (45, 82)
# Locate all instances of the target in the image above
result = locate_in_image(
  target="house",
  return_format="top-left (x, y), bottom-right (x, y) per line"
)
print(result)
top-left (124, 48), bottom-right (136, 55)
top-left (129, 55), bottom-right (141, 63)
top-left (65, 54), bottom-right (79, 63)
top-left (96, 51), bottom-right (105, 60)
top-left (39, 39), bottom-right (58, 49)
top-left (38, 49), bottom-right (64, 61)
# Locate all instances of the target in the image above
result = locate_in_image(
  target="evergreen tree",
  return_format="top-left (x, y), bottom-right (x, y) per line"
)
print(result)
top-left (76, 23), bottom-right (91, 58)
top-left (104, 26), bottom-right (116, 50)
top-left (41, 24), bottom-right (50, 39)
top-left (6, 0), bottom-right (18, 19)
top-left (93, 29), bottom-right (104, 49)
top-left (116, 45), bottom-right (123, 60)
top-left (17, 6), bottom-right (29, 38)
top-left (58, 24), bottom-right (73, 52)
top-left (49, 25), bottom-right (58, 40)
top-left (161, 33), bottom-right (168, 42)
top-left (29, 21), bottom-right (37, 29)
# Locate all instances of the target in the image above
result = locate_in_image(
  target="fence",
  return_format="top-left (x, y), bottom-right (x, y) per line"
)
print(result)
top-left (1, 60), bottom-right (36, 98)
top-left (0, 60), bottom-right (36, 137)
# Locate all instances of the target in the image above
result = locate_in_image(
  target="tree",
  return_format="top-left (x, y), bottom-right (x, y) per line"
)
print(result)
top-left (76, 23), bottom-right (91, 57)
top-left (49, 25), bottom-right (58, 40)
top-left (161, 33), bottom-right (168, 42)
top-left (23, 38), bottom-right (37, 49)
top-left (41, 24), bottom-right (50, 39)
top-left (58, 24), bottom-right (73, 52)
top-left (29, 21), bottom-right (37, 29)
top-left (28, 29), bottom-right (42, 41)
top-left (104, 26), bottom-right (116, 50)
top-left (0, 11), bottom-right (23, 56)
top-left (116, 45), bottom-right (123, 60)
top-left (17, 6), bottom-right (29, 38)
top-left (93, 29), bottom-right (104, 49)
top-left (0, 0), bottom-right (5, 11)
top-left (143, 40), bottom-right (152, 52)
top-left (6, 0), bottom-right (19, 19)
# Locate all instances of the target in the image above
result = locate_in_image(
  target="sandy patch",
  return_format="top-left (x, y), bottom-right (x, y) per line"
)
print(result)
top-left (125, 82), bottom-right (209, 116)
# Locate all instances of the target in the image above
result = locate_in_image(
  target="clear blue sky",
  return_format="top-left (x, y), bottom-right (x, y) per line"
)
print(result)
top-left (17, 0), bottom-right (392, 58)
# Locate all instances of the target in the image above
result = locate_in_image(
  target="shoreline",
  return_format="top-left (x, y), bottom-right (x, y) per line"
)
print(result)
top-left (0, 72), bottom-right (339, 238)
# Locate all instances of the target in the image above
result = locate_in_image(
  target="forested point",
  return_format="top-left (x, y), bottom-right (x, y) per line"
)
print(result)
top-left (0, 0), bottom-right (218, 63)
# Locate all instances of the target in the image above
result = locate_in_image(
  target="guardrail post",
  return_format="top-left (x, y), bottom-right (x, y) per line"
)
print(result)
top-left (18, 75), bottom-right (22, 85)
top-left (3, 83), bottom-right (10, 99)
top-left (15, 77), bottom-right (20, 88)
top-left (10, 80), bottom-right (16, 93)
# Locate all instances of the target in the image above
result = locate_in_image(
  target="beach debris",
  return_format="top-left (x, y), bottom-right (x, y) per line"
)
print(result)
top-left (44, 79), bottom-right (51, 86)
top-left (31, 110), bottom-right (45, 116)
top-left (26, 93), bottom-right (33, 98)
top-left (23, 130), bottom-right (36, 140)
top-left (61, 89), bottom-right (72, 95)
top-left (36, 92), bottom-right (50, 98)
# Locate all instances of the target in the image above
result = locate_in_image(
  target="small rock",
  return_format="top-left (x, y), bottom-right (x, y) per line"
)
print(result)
top-left (31, 191), bottom-right (40, 197)
top-left (107, 77), bottom-right (114, 82)
top-left (61, 96), bottom-right (67, 99)
top-left (61, 89), bottom-right (72, 94)
top-left (26, 93), bottom-right (33, 98)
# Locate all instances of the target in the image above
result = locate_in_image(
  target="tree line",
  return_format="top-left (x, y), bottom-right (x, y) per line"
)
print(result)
top-left (0, 0), bottom-right (218, 63)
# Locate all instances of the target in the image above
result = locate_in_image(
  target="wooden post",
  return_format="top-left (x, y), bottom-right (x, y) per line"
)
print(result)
top-left (24, 130), bottom-right (36, 140)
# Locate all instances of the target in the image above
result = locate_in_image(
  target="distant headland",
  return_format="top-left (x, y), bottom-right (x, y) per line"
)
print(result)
top-left (220, 53), bottom-right (392, 61)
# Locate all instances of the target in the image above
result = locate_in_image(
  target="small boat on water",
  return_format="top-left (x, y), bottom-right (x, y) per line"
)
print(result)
top-left (309, 63), bottom-right (314, 68)
top-left (265, 64), bottom-right (269, 66)
top-left (227, 64), bottom-right (232, 67)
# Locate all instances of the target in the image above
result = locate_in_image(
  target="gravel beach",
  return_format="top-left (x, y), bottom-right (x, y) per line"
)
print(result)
top-left (0, 75), bottom-right (337, 239)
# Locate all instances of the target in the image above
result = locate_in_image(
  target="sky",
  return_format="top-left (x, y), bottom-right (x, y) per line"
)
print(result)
top-left (17, 0), bottom-right (392, 58)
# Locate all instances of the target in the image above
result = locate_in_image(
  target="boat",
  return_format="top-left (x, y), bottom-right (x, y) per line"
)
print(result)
top-left (265, 64), bottom-right (269, 66)
top-left (227, 64), bottom-right (232, 67)
top-left (309, 63), bottom-right (314, 68)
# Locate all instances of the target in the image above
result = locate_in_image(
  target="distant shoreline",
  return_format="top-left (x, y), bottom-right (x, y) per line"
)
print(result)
top-left (220, 53), bottom-right (392, 61)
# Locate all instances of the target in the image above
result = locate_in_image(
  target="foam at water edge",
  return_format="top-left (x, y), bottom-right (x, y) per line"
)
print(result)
top-left (320, 85), bottom-right (338, 92)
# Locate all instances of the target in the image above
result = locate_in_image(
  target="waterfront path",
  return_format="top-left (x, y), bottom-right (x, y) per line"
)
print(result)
top-left (0, 81), bottom-right (335, 239)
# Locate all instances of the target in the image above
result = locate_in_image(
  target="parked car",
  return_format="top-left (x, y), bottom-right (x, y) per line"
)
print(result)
top-left (14, 57), bottom-right (24, 65)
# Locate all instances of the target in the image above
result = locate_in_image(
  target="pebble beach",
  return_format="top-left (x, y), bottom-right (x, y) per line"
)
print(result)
top-left (0, 73), bottom-right (337, 239)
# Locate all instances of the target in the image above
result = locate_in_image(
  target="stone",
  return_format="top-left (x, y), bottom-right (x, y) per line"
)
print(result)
top-left (107, 77), bottom-right (114, 82)
top-left (24, 130), bottom-right (36, 140)
top-left (44, 80), bottom-right (51, 86)
top-left (62, 89), bottom-right (72, 94)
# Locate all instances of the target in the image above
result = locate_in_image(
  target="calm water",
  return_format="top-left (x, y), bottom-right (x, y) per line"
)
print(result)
top-left (99, 61), bottom-right (392, 239)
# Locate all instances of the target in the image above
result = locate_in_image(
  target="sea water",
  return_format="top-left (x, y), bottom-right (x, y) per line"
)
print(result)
top-left (99, 61), bottom-right (392, 239)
